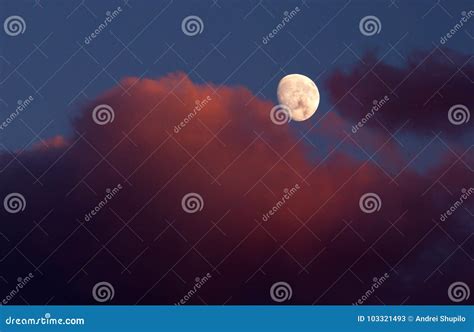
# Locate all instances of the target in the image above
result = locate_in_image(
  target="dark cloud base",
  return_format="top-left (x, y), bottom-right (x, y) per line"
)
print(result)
top-left (0, 55), bottom-right (473, 305)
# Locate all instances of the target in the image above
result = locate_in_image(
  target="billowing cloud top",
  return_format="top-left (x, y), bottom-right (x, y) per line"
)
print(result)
top-left (0, 61), bottom-right (472, 305)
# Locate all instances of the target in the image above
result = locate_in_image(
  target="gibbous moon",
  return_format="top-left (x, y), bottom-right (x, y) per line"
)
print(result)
top-left (277, 74), bottom-right (320, 121)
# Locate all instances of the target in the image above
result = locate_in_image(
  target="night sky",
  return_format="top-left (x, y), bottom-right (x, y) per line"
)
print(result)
top-left (0, 0), bottom-right (473, 305)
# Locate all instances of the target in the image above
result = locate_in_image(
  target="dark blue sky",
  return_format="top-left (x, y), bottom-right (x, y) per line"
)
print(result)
top-left (0, 0), bottom-right (472, 150)
top-left (0, 0), bottom-right (473, 306)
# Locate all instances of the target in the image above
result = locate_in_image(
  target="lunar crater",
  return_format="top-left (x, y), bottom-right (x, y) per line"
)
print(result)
top-left (277, 74), bottom-right (320, 122)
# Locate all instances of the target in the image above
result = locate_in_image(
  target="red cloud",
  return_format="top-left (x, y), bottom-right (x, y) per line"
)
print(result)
top-left (0, 72), bottom-right (472, 305)
top-left (30, 135), bottom-right (68, 151)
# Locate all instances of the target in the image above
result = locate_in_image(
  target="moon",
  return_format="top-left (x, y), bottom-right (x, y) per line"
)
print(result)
top-left (277, 74), bottom-right (320, 122)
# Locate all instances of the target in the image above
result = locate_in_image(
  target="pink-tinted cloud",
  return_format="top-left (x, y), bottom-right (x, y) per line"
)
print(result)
top-left (0, 71), bottom-right (472, 305)
top-left (30, 135), bottom-right (68, 151)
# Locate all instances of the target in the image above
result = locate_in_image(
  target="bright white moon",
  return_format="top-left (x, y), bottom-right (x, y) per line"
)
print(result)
top-left (277, 74), bottom-right (320, 121)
